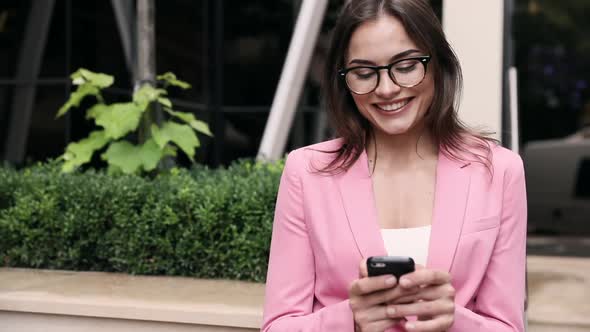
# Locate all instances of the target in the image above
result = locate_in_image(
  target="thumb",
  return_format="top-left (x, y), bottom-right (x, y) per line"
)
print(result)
top-left (359, 258), bottom-right (368, 278)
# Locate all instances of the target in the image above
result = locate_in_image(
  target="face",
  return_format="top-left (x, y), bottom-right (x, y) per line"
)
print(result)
top-left (345, 14), bottom-right (434, 137)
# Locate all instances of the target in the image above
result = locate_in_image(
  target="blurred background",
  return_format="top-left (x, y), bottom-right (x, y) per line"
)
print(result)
top-left (1, 0), bottom-right (588, 251)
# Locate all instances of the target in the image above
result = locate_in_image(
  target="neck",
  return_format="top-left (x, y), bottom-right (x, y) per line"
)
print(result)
top-left (366, 125), bottom-right (438, 171)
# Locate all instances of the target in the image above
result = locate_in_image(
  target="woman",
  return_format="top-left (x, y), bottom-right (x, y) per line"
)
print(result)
top-left (262, 0), bottom-right (527, 331)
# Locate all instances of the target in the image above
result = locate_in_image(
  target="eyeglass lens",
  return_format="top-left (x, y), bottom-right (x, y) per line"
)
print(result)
top-left (345, 58), bottom-right (425, 94)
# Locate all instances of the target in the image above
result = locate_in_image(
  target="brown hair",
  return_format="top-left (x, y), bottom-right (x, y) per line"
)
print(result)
top-left (320, 0), bottom-right (495, 173)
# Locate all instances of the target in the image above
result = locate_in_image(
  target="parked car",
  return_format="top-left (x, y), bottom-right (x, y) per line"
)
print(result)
top-left (523, 135), bottom-right (590, 234)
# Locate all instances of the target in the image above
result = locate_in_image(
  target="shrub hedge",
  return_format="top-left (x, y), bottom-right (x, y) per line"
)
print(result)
top-left (0, 159), bottom-right (284, 282)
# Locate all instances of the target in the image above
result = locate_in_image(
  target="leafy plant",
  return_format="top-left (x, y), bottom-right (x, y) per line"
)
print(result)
top-left (56, 69), bottom-right (212, 174)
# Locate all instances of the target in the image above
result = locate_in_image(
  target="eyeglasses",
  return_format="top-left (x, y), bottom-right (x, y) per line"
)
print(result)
top-left (338, 55), bottom-right (431, 95)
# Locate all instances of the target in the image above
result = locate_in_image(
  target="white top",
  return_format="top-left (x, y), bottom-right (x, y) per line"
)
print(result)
top-left (380, 225), bottom-right (431, 267)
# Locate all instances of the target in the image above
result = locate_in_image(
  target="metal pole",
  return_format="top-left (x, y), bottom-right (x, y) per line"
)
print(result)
top-left (4, 0), bottom-right (55, 163)
top-left (136, 0), bottom-right (155, 86)
top-left (65, 0), bottom-right (72, 145)
top-left (136, 0), bottom-right (163, 141)
top-left (257, 0), bottom-right (328, 161)
top-left (208, 0), bottom-right (224, 167)
top-left (290, 0), bottom-right (305, 150)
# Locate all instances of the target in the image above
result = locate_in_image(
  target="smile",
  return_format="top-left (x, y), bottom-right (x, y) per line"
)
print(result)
top-left (375, 97), bottom-right (413, 113)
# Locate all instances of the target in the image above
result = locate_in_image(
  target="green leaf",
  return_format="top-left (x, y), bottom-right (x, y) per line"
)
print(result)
top-left (139, 139), bottom-right (163, 171)
top-left (102, 139), bottom-right (171, 174)
top-left (157, 97), bottom-right (172, 108)
top-left (106, 164), bottom-right (123, 175)
top-left (56, 83), bottom-right (100, 118)
top-left (151, 122), bottom-right (200, 160)
top-left (85, 103), bottom-right (109, 120)
top-left (157, 72), bottom-right (191, 89)
top-left (60, 131), bottom-right (109, 172)
top-left (164, 109), bottom-right (213, 136)
top-left (187, 119), bottom-right (212, 137)
top-left (133, 84), bottom-right (167, 107)
top-left (70, 68), bottom-right (114, 88)
top-left (163, 145), bottom-right (177, 157)
top-left (101, 141), bottom-right (143, 174)
top-left (93, 103), bottom-right (144, 139)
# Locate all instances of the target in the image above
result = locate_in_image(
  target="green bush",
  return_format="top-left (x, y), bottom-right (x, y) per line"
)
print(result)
top-left (0, 159), bottom-right (284, 282)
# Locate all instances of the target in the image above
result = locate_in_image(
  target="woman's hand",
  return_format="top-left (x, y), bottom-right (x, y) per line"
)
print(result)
top-left (349, 259), bottom-right (419, 332)
top-left (385, 267), bottom-right (455, 331)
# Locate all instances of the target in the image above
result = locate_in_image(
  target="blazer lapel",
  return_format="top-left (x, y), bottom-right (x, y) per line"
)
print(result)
top-left (336, 151), bottom-right (387, 259)
top-left (427, 151), bottom-right (471, 272)
top-left (335, 148), bottom-right (471, 270)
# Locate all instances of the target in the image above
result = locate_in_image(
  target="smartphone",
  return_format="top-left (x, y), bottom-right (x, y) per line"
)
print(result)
top-left (367, 256), bottom-right (415, 278)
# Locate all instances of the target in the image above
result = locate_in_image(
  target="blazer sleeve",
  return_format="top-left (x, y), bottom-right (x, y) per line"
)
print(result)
top-left (451, 155), bottom-right (527, 331)
top-left (261, 150), bottom-right (356, 332)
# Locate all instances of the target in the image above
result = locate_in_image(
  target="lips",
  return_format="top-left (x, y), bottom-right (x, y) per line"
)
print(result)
top-left (374, 97), bottom-right (414, 113)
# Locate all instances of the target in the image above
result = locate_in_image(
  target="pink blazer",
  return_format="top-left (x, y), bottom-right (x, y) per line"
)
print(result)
top-left (262, 139), bottom-right (527, 332)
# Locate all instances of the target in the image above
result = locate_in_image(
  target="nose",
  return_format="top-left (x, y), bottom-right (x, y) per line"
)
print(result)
top-left (374, 70), bottom-right (401, 97)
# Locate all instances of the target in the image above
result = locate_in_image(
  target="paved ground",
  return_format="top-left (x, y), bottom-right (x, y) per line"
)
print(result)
top-left (527, 236), bottom-right (590, 331)
top-left (526, 255), bottom-right (590, 331)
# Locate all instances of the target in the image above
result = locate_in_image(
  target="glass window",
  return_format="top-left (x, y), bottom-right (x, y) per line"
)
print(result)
top-left (0, 0), bottom-right (444, 166)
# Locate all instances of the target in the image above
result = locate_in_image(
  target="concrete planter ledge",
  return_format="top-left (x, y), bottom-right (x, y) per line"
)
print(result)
top-left (0, 255), bottom-right (589, 332)
top-left (527, 256), bottom-right (590, 331)
top-left (0, 268), bottom-right (264, 332)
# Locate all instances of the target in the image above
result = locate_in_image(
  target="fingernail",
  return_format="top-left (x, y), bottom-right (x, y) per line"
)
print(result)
top-left (385, 276), bottom-right (397, 285)
top-left (406, 322), bottom-right (415, 330)
top-left (400, 278), bottom-right (411, 287)
top-left (387, 307), bottom-right (396, 315)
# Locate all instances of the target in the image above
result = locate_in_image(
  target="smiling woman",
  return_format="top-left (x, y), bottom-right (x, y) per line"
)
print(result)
top-left (344, 15), bottom-right (435, 139)
top-left (262, 0), bottom-right (528, 332)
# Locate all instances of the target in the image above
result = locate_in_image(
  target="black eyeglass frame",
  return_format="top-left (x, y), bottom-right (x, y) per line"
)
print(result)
top-left (338, 55), bottom-right (432, 95)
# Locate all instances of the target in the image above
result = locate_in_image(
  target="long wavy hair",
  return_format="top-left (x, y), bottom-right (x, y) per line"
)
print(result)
top-left (320, 0), bottom-right (495, 173)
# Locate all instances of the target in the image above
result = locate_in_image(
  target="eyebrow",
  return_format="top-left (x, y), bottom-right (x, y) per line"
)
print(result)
top-left (348, 49), bottom-right (422, 66)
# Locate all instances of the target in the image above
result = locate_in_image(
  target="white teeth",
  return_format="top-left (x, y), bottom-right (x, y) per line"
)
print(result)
top-left (379, 99), bottom-right (410, 112)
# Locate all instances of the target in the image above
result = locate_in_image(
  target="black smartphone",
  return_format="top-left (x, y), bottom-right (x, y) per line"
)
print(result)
top-left (367, 256), bottom-right (415, 278)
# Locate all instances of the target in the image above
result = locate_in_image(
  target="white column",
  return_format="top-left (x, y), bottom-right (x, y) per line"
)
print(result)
top-left (257, 0), bottom-right (328, 161)
top-left (443, 0), bottom-right (504, 141)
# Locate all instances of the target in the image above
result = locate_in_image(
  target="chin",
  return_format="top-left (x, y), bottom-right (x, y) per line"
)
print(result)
top-left (374, 123), bottom-right (414, 136)
top-left (372, 115), bottom-right (420, 136)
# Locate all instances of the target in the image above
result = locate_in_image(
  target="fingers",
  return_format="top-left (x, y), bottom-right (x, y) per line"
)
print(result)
top-left (399, 269), bottom-right (451, 289)
top-left (385, 298), bottom-right (455, 323)
top-left (357, 318), bottom-right (399, 332)
top-left (353, 305), bottom-right (400, 332)
top-left (351, 259), bottom-right (407, 331)
top-left (393, 283), bottom-right (456, 304)
top-left (350, 261), bottom-right (455, 332)
top-left (374, 267), bottom-right (455, 331)
top-left (360, 283), bottom-right (419, 307)
top-left (354, 305), bottom-right (393, 325)
top-left (402, 315), bottom-right (454, 332)
top-left (349, 274), bottom-right (397, 297)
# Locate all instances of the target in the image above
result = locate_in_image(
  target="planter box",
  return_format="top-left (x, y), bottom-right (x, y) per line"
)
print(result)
top-left (1, 255), bottom-right (589, 331)
top-left (527, 256), bottom-right (590, 332)
top-left (0, 268), bottom-right (264, 332)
